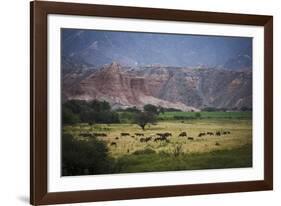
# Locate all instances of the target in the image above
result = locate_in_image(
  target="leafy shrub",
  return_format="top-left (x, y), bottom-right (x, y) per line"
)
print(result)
top-left (62, 107), bottom-right (80, 124)
top-left (62, 134), bottom-right (114, 176)
top-left (132, 148), bottom-right (156, 155)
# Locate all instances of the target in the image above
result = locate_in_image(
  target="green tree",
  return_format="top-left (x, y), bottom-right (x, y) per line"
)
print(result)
top-left (63, 100), bottom-right (90, 114)
top-left (63, 99), bottom-right (120, 124)
top-left (90, 100), bottom-right (111, 112)
top-left (134, 112), bottom-right (156, 130)
top-left (158, 106), bottom-right (165, 114)
top-left (144, 104), bottom-right (159, 115)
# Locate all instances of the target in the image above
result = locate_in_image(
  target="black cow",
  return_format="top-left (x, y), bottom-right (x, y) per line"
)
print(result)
top-left (80, 133), bottom-right (93, 137)
top-left (164, 132), bottom-right (172, 137)
top-left (140, 137), bottom-right (152, 143)
top-left (198, 132), bottom-right (206, 137)
top-left (179, 132), bottom-right (187, 137)
top-left (145, 137), bottom-right (152, 142)
top-left (93, 133), bottom-right (107, 137)
top-left (121, 133), bottom-right (130, 136)
top-left (157, 132), bottom-right (172, 138)
top-left (154, 136), bottom-right (168, 142)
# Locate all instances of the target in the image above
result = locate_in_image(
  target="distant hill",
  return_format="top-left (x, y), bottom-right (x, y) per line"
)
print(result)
top-left (224, 54), bottom-right (252, 71)
top-left (62, 29), bottom-right (252, 69)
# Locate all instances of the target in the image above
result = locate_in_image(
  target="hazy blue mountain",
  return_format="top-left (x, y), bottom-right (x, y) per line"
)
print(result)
top-left (62, 29), bottom-right (252, 69)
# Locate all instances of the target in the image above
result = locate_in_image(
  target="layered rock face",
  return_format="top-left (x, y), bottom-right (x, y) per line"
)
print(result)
top-left (63, 62), bottom-right (252, 111)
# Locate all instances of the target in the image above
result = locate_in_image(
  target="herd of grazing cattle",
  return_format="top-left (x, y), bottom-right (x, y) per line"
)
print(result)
top-left (79, 130), bottom-right (231, 148)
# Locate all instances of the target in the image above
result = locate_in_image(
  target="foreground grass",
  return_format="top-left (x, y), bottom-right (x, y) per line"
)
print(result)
top-left (115, 144), bottom-right (252, 173)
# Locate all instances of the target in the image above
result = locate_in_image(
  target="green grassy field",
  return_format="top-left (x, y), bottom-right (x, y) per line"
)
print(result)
top-left (63, 112), bottom-right (252, 174)
top-left (158, 111), bottom-right (252, 120)
top-left (116, 144), bottom-right (252, 173)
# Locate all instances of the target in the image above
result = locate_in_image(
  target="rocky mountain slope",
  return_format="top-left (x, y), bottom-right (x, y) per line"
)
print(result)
top-left (62, 62), bottom-right (252, 111)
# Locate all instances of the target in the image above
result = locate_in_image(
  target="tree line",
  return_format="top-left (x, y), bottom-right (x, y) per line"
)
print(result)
top-left (62, 100), bottom-right (120, 124)
top-left (62, 100), bottom-right (162, 130)
top-left (202, 106), bottom-right (252, 112)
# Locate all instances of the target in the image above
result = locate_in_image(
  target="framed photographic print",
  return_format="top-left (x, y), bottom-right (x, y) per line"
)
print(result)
top-left (30, 1), bottom-right (273, 205)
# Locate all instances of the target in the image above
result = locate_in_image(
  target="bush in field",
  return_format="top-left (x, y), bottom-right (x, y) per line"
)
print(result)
top-left (62, 107), bottom-right (80, 124)
top-left (132, 148), bottom-right (156, 155)
top-left (172, 144), bottom-right (183, 157)
top-left (62, 134), bottom-right (113, 176)
top-left (134, 111), bottom-right (156, 130)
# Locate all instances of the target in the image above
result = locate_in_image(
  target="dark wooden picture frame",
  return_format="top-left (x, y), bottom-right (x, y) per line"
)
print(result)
top-left (30, 1), bottom-right (273, 205)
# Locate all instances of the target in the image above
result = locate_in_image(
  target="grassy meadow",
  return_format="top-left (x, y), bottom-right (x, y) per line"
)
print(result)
top-left (62, 110), bottom-right (252, 175)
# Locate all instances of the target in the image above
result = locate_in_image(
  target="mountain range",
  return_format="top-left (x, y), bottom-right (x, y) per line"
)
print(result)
top-left (62, 29), bottom-right (252, 111)
top-left (62, 61), bottom-right (252, 111)
top-left (62, 29), bottom-right (252, 70)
